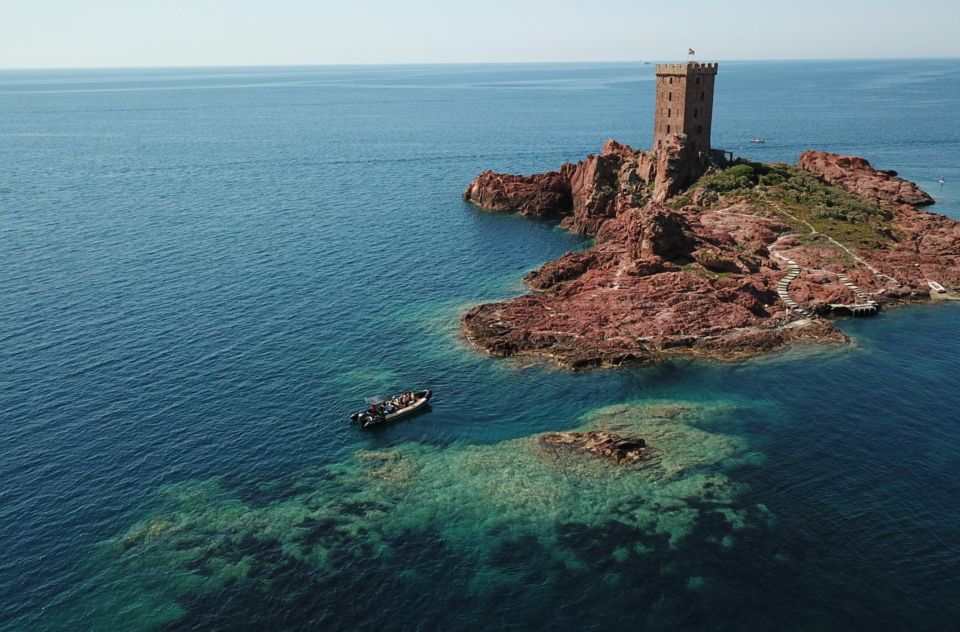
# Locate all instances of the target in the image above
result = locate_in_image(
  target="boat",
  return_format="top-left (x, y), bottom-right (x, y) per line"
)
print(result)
top-left (939, 175), bottom-right (946, 185)
top-left (349, 389), bottom-right (433, 429)
top-left (750, 137), bottom-right (765, 144)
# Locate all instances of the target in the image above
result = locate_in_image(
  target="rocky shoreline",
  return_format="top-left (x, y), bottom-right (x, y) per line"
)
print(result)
top-left (461, 140), bottom-right (960, 369)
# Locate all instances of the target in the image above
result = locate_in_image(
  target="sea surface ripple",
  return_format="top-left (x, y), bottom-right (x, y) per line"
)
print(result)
top-left (1, 61), bottom-right (960, 631)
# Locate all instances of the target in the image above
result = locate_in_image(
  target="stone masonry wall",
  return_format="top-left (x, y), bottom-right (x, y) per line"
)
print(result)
top-left (653, 63), bottom-right (717, 155)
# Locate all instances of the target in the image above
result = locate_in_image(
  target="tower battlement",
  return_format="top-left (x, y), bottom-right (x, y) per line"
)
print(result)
top-left (654, 62), bottom-right (719, 76)
top-left (653, 61), bottom-right (718, 154)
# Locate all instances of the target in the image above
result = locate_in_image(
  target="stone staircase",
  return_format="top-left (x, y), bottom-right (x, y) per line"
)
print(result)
top-left (833, 273), bottom-right (879, 316)
top-left (775, 257), bottom-right (814, 318)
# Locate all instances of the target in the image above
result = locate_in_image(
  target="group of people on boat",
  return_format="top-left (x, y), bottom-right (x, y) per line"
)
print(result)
top-left (352, 388), bottom-right (432, 428)
top-left (368, 391), bottom-right (417, 416)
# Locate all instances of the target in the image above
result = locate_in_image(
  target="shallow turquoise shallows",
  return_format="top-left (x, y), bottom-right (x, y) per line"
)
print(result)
top-left (2, 61), bottom-right (960, 631)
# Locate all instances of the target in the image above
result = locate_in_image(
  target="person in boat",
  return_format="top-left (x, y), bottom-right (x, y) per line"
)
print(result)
top-left (385, 402), bottom-right (396, 414)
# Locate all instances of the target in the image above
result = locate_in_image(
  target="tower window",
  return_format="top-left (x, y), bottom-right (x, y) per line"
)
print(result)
top-left (666, 125), bottom-right (671, 133)
top-left (701, 91), bottom-right (705, 101)
top-left (668, 92), bottom-right (672, 102)
top-left (696, 77), bottom-right (701, 85)
top-left (698, 125), bottom-right (703, 134)
top-left (667, 108), bottom-right (671, 118)
top-left (693, 108), bottom-right (698, 118)
top-left (669, 77), bottom-right (673, 84)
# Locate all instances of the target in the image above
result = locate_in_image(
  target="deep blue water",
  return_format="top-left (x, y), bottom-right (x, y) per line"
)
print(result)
top-left (2, 60), bottom-right (960, 631)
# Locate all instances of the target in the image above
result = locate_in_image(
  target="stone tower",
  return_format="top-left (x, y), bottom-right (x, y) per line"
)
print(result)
top-left (653, 62), bottom-right (718, 154)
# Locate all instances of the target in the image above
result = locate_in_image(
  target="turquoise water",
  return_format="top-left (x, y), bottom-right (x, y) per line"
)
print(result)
top-left (2, 61), bottom-right (960, 630)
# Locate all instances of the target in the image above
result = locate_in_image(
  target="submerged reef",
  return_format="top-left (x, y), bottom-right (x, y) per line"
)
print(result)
top-left (539, 429), bottom-right (647, 463)
top-left (88, 401), bottom-right (771, 629)
top-left (462, 143), bottom-right (960, 368)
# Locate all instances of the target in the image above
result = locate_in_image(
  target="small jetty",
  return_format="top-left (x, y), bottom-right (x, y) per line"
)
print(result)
top-left (774, 254), bottom-right (879, 317)
top-left (829, 273), bottom-right (878, 316)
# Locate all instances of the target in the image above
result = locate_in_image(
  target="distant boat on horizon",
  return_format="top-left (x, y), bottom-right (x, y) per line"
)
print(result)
top-left (939, 175), bottom-right (946, 185)
top-left (750, 137), bottom-right (765, 144)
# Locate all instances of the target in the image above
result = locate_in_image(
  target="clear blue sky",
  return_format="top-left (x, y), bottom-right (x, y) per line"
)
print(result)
top-left (1, 0), bottom-right (956, 69)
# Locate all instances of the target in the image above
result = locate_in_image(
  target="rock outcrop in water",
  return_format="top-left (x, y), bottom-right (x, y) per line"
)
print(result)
top-left (539, 430), bottom-right (647, 463)
top-left (461, 143), bottom-right (960, 368)
top-left (463, 170), bottom-right (572, 219)
top-left (463, 138), bottom-right (709, 235)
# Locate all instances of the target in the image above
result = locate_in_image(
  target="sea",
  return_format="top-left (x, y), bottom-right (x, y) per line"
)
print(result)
top-left (1, 60), bottom-right (959, 631)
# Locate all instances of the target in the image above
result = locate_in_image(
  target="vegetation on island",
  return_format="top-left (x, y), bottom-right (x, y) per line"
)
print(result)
top-left (675, 161), bottom-right (895, 251)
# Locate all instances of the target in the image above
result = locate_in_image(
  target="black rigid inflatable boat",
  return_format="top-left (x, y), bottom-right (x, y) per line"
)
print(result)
top-left (349, 389), bottom-right (432, 429)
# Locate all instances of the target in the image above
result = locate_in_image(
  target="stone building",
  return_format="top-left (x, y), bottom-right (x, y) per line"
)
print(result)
top-left (652, 62), bottom-right (718, 155)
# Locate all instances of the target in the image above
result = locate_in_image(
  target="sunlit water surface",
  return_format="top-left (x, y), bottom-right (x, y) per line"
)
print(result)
top-left (2, 61), bottom-right (960, 630)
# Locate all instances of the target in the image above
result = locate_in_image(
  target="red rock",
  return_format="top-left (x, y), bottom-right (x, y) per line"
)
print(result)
top-left (462, 170), bottom-right (571, 218)
top-left (795, 150), bottom-right (960, 292)
top-left (624, 203), bottom-right (696, 260)
top-left (523, 250), bottom-right (599, 291)
top-left (460, 144), bottom-right (960, 368)
top-left (646, 134), bottom-right (711, 201)
top-left (462, 138), bottom-right (710, 235)
top-left (560, 153), bottom-right (622, 234)
top-left (798, 150), bottom-right (934, 207)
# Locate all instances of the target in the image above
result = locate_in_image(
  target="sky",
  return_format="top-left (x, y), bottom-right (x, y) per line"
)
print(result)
top-left (0, 0), bottom-right (957, 69)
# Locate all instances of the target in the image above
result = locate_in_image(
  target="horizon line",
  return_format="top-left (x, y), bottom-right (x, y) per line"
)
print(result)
top-left (2, 55), bottom-right (959, 72)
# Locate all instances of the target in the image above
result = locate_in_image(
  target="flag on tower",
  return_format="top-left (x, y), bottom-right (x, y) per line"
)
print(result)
top-left (688, 48), bottom-right (695, 56)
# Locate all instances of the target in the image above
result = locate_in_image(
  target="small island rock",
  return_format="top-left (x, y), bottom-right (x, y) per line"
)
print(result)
top-left (539, 430), bottom-right (647, 463)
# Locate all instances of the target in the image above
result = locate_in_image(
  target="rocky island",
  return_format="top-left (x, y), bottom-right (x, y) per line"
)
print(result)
top-left (460, 63), bottom-right (960, 369)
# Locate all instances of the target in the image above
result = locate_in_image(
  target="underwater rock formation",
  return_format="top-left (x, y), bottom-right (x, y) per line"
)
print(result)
top-left (539, 430), bottom-right (647, 463)
top-left (461, 141), bottom-right (960, 368)
top-left (94, 401), bottom-right (769, 630)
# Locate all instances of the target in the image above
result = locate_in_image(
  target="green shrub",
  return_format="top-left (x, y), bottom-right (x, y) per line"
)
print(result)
top-left (758, 172), bottom-right (785, 186)
top-left (726, 164), bottom-right (758, 180)
top-left (699, 164), bottom-right (758, 193)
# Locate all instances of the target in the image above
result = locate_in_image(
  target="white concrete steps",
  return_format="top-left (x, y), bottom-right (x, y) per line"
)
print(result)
top-left (774, 257), bottom-right (814, 317)
top-left (834, 273), bottom-right (879, 315)
top-left (836, 273), bottom-right (877, 305)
